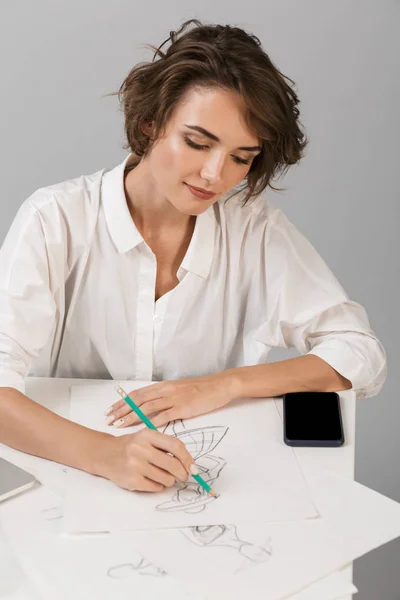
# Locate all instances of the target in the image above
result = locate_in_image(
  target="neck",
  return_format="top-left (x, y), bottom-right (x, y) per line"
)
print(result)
top-left (123, 159), bottom-right (193, 238)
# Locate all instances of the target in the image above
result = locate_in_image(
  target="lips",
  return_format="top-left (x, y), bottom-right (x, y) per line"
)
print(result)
top-left (185, 183), bottom-right (216, 200)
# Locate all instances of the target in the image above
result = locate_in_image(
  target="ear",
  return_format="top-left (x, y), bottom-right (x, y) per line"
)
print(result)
top-left (141, 121), bottom-right (155, 137)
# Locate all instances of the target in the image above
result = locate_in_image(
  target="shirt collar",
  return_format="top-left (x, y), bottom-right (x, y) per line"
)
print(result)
top-left (102, 153), bottom-right (143, 253)
top-left (101, 153), bottom-right (217, 279)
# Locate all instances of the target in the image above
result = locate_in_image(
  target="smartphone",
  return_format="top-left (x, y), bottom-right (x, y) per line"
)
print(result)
top-left (283, 391), bottom-right (344, 447)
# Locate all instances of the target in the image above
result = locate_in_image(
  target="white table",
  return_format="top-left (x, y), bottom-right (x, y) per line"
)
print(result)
top-left (0, 377), bottom-right (356, 599)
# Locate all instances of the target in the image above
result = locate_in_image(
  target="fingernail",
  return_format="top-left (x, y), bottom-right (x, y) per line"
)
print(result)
top-left (105, 415), bottom-right (115, 425)
top-left (104, 406), bottom-right (113, 416)
top-left (189, 464), bottom-right (199, 475)
top-left (113, 418), bottom-right (124, 428)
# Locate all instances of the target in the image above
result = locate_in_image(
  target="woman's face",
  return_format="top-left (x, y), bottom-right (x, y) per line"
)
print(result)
top-left (143, 86), bottom-right (262, 216)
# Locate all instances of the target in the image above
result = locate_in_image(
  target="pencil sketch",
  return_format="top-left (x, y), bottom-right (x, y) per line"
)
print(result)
top-left (107, 555), bottom-right (167, 579)
top-left (162, 420), bottom-right (184, 434)
top-left (156, 420), bottom-right (229, 514)
top-left (182, 525), bottom-right (272, 573)
top-left (39, 504), bottom-right (167, 579)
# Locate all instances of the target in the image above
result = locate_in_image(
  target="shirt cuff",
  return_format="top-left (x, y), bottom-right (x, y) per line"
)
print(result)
top-left (307, 343), bottom-right (386, 400)
top-left (0, 369), bottom-right (26, 394)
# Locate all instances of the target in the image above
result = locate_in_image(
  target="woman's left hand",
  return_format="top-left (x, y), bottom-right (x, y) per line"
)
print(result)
top-left (104, 372), bottom-right (239, 429)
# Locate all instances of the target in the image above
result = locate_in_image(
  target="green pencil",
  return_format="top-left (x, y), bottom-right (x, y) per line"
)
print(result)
top-left (115, 385), bottom-right (218, 498)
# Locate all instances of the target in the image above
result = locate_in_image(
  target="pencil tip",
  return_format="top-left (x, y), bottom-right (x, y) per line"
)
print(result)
top-left (209, 490), bottom-right (219, 498)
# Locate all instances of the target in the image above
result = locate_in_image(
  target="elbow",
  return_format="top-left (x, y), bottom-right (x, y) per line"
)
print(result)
top-left (356, 360), bottom-right (387, 400)
top-left (308, 332), bottom-right (387, 400)
top-left (353, 338), bottom-right (387, 399)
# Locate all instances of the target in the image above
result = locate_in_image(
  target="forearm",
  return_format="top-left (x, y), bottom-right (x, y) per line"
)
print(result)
top-left (0, 387), bottom-right (111, 475)
top-left (226, 354), bottom-right (352, 400)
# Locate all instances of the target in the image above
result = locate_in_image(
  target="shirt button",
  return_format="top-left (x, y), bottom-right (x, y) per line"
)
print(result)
top-left (153, 315), bottom-right (161, 323)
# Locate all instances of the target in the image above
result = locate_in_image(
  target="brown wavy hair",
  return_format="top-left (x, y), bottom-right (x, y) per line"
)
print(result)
top-left (107, 19), bottom-right (308, 206)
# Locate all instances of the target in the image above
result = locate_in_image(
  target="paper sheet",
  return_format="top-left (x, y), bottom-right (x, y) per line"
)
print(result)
top-left (0, 485), bottom-right (356, 600)
top-left (115, 464), bottom-right (400, 600)
top-left (0, 523), bottom-right (38, 600)
top-left (6, 381), bottom-right (398, 600)
top-left (286, 572), bottom-right (357, 600)
top-left (64, 383), bottom-right (318, 532)
top-left (0, 486), bottom-right (203, 600)
top-left (201, 465), bottom-right (400, 599)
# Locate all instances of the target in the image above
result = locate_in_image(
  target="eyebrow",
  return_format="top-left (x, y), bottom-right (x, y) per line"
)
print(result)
top-left (183, 125), bottom-right (262, 152)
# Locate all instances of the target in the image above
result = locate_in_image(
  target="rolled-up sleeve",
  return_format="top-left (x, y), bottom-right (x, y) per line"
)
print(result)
top-left (298, 301), bottom-right (386, 399)
top-left (258, 206), bottom-right (387, 400)
top-left (0, 198), bottom-right (56, 394)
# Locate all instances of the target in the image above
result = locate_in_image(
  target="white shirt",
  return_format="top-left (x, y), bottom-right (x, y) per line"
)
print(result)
top-left (0, 154), bottom-right (387, 399)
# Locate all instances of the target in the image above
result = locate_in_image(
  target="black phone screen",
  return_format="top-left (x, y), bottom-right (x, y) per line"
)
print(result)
top-left (283, 391), bottom-right (344, 446)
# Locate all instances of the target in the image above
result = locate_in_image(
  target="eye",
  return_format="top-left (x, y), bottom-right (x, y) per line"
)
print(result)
top-left (232, 156), bottom-right (251, 165)
top-left (183, 136), bottom-right (251, 166)
top-left (184, 136), bottom-right (207, 150)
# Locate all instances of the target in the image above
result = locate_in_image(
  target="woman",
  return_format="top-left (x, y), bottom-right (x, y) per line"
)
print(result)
top-left (0, 20), bottom-right (387, 492)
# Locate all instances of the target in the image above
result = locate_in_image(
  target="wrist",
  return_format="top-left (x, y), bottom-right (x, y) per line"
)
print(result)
top-left (217, 367), bottom-right (244, 400)
top-left (86, 430), bottom-right (116, 478)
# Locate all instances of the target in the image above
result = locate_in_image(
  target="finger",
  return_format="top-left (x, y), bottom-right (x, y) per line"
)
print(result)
top-left (111, 398), bottom-right (170, 428)
top-left (104, 384), bottom-right (163, 418)
top-left (106, 391), bottom-right (167, 425)
top-left (117, 399), bottom-right (172, 427)
top-left (105, 402), bottom-right (135, 425)
top-left (130, 381), bottom-right (175, 405)
top-left (144, 463), bottom-right (177, 488)
top-left (136, 476), bottom-right (165, 493)
top-left (147, 428), bottom-right (194, 473)
top-left (128, 382), bottom-right (166, 404)
top-left (151, 409), bottom-right (183, 430)
top-left (104, 398), bottom-right (126, 416)
top-left (148, 447), bottom-right (189, 483)
top-left (104, 396), bottom-right (145, 419)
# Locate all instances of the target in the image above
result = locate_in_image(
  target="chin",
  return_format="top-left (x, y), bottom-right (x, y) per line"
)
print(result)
top-left (186, 203), bottom-right (212, 216)
top-left (179, 206), bottom-right (204, 217)
top-left (172, 198), bottom-right (210, 216)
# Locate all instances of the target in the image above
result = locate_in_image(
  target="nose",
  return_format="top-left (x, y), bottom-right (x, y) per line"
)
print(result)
top-left (200, 152), bottom-right (224, 186)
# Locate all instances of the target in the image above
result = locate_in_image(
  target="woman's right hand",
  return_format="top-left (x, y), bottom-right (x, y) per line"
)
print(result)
top-left (97, 428), bottom-right (194, 492)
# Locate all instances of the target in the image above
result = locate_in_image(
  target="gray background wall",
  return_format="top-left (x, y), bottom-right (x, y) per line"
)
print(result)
top-left (1, 1), bottom-right (398, 597)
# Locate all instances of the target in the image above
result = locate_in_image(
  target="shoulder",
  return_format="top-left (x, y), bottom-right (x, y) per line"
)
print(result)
top-left (16, 166), bottom-right (106, 245)
top-left (2, 166), bottom-right (108, 277)
top-left (26, 166), bottom-right (104, 216)
top-left (214, 188), bottom-right (325, 274)
top-left (214, 187), bottom-right (292, 243)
